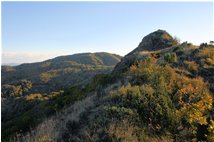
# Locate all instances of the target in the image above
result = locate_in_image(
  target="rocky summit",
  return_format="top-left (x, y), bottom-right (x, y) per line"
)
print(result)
top-left (113, 29), bottom-right (179, 74)
top-left (129, 29), bottom-right (178, 54)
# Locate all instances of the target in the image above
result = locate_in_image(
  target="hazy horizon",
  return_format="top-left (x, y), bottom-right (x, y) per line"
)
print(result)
top-left (2, 1), bottom-right (213, 64)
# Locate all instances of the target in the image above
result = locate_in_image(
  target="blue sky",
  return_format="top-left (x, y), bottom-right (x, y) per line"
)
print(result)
top-left (2, 2), bottom-right (213, 64)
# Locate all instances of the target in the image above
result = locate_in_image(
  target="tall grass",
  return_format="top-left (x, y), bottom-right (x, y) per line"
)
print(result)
top-left (13, 95), bottom-right (96, 142)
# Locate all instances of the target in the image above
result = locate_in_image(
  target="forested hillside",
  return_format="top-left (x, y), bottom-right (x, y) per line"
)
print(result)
top-left (2, 30), bottom-right (214, 142)
top-left (1, 52), bottom-right (121, 141)
top-left (2, 52), bottom-right (121, 97)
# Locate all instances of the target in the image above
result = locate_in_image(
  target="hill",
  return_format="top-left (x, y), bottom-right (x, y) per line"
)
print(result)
top-left (113, 29), bottom-right (179, 74)
top-left (2, 30), bottom-right (214, 142)
top-left (24, 29), bottom-right (213, 142)
top-left (1, 52), bottom-right (121, 141)
top-left (2, 52), bottom-right (122, 98)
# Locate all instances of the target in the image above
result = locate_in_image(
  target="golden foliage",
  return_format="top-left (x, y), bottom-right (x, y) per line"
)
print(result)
top-left (184, 61), bottom-right (199, 72)
top-left (25, 91), bottom-right (63, 101)
top-left (199, 48), bottom-right (214, 59)
top-left (208, 120), bottom-right (214, 141)
top-left (26, 94), bottom-right (44, 101)
top-left (175, 77), bottom-right (213, 125)
top-left (199, 48), bottom-right (214, 65)
top-left (130, 57), bottom-right (176, 94)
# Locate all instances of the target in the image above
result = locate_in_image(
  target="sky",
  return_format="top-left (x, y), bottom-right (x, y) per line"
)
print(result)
top-left (2, 2), bottom-right (213, 64)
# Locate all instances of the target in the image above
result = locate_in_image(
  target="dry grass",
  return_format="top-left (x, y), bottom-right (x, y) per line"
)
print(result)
top-left (106, 119), bottom-right (173, 142)
top-left (107, 119), bottom-right (139, 142)
top-left (13, 95), bottom-right (96, 142)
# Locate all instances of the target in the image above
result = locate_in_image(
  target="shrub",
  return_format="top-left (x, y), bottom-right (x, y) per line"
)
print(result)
top-left (130, 58), bottom-right (177, 94)
top-left (2, 80), bottom-right (32, 99)
top-left (173, 46), bottom-right (184, 56)
top-left (199, 43), bottom-right (208, 49)
top-left (110, 83), bottom-right (175, 133)
top-left (184, 61), bottom-right (199, 74)
top-left (164, 53), bottom-right (177, 63)
top-left (173, 77), bottom-right (213, 140)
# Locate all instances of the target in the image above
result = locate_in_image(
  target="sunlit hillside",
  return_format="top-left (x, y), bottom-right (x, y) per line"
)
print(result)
top-left (2, 30), bottom-right (214, 142)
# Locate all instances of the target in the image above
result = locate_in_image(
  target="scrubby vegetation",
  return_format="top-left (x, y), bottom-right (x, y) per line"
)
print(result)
top-left (2, 30), bottom-right (214, 142)
top-left (72, 54), bottom-right (213, 142)
top-left (2, 52), bottom-right (121, 96)
top-left (1, 53), bottom-right (121, 141)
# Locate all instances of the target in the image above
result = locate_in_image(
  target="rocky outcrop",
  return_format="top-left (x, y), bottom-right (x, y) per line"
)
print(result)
top-left (113, 29), bottom-right (178, 74)
top-left (129, 29), bottom-right (177, 54)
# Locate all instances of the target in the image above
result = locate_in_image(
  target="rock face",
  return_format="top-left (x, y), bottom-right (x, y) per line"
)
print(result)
top-left (128, 29), bottom-right (177, 55)
top-left (113, 29), bottom-right (178, 74)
